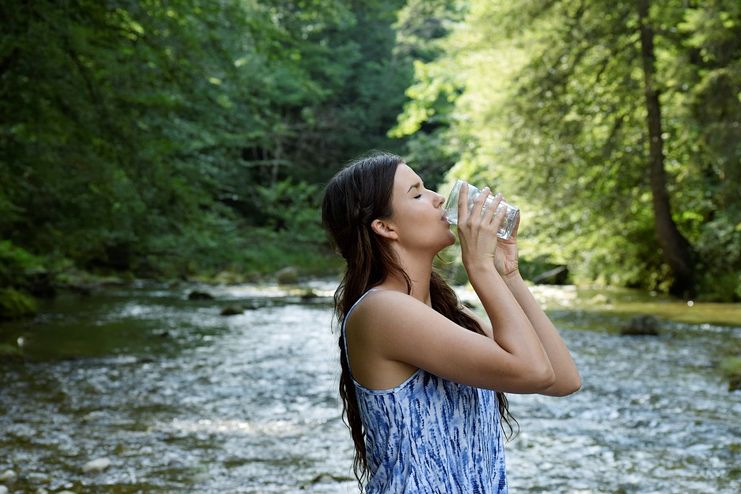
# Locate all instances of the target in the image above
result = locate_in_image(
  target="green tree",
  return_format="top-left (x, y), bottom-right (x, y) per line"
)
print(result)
top-left (390, 0), bottom-right (468, 189)
top-left (395, 0), bottom-right (740, 299)
top-left (1, 0), bottom-right (415, 287)
top-left (637, 0), bottom-right (695, 295)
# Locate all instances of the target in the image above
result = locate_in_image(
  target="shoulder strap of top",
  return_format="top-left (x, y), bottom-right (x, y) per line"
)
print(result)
top-left (341, 288), bottom-right (383, 374)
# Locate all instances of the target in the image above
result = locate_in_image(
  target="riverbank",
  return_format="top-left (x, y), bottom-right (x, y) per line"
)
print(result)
top-left (453, 283), bottom-right (741, 328)
top-left (3, 230), bottom-right (739, 322)
top-left (0, 233), bottom-right (343, 321)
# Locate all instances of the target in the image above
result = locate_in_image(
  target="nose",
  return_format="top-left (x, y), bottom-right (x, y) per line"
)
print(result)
top-left (433, 191), bottom-right (445, 208)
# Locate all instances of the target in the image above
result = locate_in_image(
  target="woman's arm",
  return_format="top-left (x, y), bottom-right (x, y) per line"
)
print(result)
top-left (463, 260), bottom-right (556, 391)
top-left (457, 187), bottom-right (557, 390)
top-left (349, 288), bottom-right (555, 393)
top-left (503, 271), bottom-right (581, 396)
top-left (464, 276), bottom-right (581, 396)
top-left (490, 197), bottom-right (581, 396)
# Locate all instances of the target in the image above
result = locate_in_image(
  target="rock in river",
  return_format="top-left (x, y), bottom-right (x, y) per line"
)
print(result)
top-left (220, 305), bottom-right (244, 316)
top-left (276, 266), bottom-right (299, 285)
top-left (83, 457), bottom-right (111, 473)
top-left (620, 315), bottom-right (660, 336)
top-left (187, 290), bottom-right (214, 301)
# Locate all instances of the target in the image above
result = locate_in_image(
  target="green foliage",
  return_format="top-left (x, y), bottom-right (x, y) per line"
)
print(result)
top-left (0, 241), bottom-right (52, 304)
top-left (694, 216), bottom-right (741, 301)
top-left (1, 0), bottom-right (413, 282)
top-left (0, 241), bottom-right (45, 287)
top-left (254, 180), bottom-right (325, 243)
top-left (390, 0), bottom-right (469, 188)
top-left (396, 0), bottom-right (740, 299)
top-left (2, 0), bottom-right (736, 299)
top-left (0, 288), bottom-right (37, 320)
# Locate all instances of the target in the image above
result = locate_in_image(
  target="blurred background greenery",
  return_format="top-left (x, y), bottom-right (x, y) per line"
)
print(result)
top-left (1, 0), bottom-right (739, 320)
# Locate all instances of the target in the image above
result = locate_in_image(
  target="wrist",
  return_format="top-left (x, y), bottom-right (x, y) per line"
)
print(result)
top-left (463, 258), bottom-right (497, 275)
top-left (465, 263), bottom-right (503, 289)
top-left (501, 269), bottom-right (523, 284)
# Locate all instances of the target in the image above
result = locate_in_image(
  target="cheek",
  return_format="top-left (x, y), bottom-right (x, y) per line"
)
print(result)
top-left (394, 204), bottom-right (424, 226)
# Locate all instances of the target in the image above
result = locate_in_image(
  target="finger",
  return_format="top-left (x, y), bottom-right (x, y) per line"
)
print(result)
top-left (495, 199), bottom-right (520, 242)
top-left (471, 187), bottom-right (490, 224)
top-left (508, 212), bottom-right (520, 240)
top-left (489, 195), bottom-right (508, 232)
top-left (482, 191), bottom-right (501, 225)
top-left (457, 181), bottom-right (469, 224)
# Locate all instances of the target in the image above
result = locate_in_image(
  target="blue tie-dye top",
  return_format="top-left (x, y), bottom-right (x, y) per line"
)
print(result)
top-left (342, 290), bottom-right (508, 493)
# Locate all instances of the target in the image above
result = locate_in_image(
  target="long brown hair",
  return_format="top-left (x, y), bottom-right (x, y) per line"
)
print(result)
top-left (321, 151), bottom-right (517, 489)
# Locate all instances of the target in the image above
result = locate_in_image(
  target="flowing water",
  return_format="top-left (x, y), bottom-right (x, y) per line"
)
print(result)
top-left (0, 281), bottom-right (739, 493)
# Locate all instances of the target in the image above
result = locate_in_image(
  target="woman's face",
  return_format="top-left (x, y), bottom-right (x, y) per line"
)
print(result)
top-left (385, 164), bottom-right (455, 252)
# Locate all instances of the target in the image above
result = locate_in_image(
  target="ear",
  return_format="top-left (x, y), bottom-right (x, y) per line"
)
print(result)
top-left (370, 218), bottom-right (398, 240)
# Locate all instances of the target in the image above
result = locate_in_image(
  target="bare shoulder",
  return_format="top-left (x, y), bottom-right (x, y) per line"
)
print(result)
top-left (344, 290), bottom-right (430, 389)
top-left (346, 289), bottom-right (494, 389)
top-left (346, 289), bottom-right (428, 339)
top-left (347, 289), bottom-right (441, 333)
top-left (346, 288), bottom-right (465, 356)
top-left (348, 290), bottom-right (489, 344)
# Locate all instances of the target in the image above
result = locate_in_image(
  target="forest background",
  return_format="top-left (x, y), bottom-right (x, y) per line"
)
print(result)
top-left (1, 0), bottom-right (739, 319)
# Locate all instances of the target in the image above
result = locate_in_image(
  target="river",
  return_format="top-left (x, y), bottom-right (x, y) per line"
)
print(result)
top-left (0, 281), bottom-right (739, 493)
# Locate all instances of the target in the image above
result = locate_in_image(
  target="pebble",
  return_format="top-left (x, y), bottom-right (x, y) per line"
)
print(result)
top-left (82, 457), bottom-right (111, 473)
top-left (0, 485), bottom-right (8, 494)
top-left (0, 470), bottom-right (14, 481)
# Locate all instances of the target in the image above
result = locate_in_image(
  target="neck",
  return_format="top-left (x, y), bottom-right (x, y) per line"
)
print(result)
top-left (381, 247), bottom-right (435, 306)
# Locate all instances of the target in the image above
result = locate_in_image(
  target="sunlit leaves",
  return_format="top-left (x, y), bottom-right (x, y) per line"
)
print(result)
top-left (396, 0), bottom-right (739, 297)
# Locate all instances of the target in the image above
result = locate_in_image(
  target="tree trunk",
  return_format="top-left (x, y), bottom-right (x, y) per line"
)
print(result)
top-left (637, 0), bottom-right (695, 297)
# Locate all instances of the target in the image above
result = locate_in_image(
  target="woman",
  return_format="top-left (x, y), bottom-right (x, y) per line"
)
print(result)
top-left (321, 152), bottom-right (580, 493)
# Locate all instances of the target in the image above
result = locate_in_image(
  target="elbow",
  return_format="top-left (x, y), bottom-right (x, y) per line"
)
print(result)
top-left (544, 373), bottom-right (582, 397)
top-left (535, 364), bottom-right (556, 391)
top-left (570, 374), bottom-right (582, 394)
top-left (568, 374), bottom-right (583, 394)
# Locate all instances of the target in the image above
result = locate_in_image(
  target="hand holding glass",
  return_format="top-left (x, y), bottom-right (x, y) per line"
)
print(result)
top-left (444, 180), bottom-right (520, 240)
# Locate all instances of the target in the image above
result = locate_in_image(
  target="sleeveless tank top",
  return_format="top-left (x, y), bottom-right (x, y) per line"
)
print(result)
top-left (342, 289), bottom-right (508, 493)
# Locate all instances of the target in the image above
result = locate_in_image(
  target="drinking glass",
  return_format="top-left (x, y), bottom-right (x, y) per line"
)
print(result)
top-left (444, 179), bottom-right (519, 240)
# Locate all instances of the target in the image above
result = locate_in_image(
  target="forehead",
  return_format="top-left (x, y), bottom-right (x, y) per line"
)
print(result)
top-left (393, 164), bottom-right (420, 189)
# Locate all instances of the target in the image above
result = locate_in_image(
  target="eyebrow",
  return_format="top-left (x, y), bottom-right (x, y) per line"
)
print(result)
top-left (407, 182), bottom-right (422, 193)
